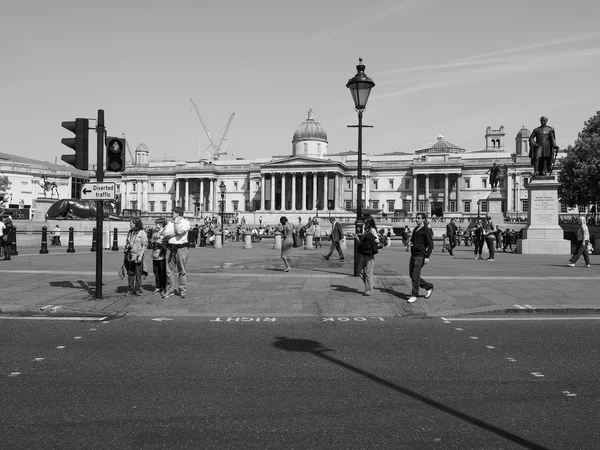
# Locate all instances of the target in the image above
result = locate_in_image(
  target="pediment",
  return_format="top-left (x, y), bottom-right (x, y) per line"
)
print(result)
top-left (262, 156), bottom-right (343, 169)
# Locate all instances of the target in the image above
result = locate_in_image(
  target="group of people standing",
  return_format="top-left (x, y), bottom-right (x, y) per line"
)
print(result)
top-left (1, 217), bottom-right (15, 260)
top-left (122, 206), bottom-right (190, 299)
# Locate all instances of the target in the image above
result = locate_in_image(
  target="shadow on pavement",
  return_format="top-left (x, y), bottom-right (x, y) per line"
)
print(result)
top-left (273, 337), bottom-right (549, 450)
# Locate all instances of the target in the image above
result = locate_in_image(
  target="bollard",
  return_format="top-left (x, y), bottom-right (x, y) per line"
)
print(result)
top-left (243, 233), bottom-right (252, 249)
top-left (304, 234), bottom-right (314, 250)
top-left (91, 227), bottom-right (97, 252)
top-left (67, 227), bottom-right (75, 253)
top-left (214, 234), bottom-right (223, 249)
top-left (112, 227), bottom-right (119, 251)
top-left (11, 226), bottom-right (18, 256)
top-left (273, 232), bottom-right (282, 250)
top-left (40, 226), bottom-right (49, 254)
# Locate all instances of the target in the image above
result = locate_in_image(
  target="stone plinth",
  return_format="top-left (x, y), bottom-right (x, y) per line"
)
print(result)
top-left (485, 190), bottom-right (505, 224)
top-left (517, 176), bottom-right (570, 254)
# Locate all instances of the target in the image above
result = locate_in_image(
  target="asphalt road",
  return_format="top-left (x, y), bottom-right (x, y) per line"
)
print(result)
top-left (1, 316), bottom-right (599, 450)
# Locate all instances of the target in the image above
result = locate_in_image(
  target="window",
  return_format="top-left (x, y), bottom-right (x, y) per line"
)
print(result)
top-left (116, 184), bottom-right (121, 194)
top-left (560, 203), bottom-right (568, 213)
top-left (149, 201), bottom-right (155, 212)
top-left (449, 200), bottom-right (456, 212)
top-left (450, 180), bottom-right (456, 191)
top-left (522, 199), bottom-right (529, 213)
top-left (482, 178), bottom-right (487, 189)
top-left (347, 179), bottom-right (352, 189)
top-left (389, 179), bottom-right (394, 190)
top-left (345, 200), bottom-right (352, 209)
top-left (254, 200), bottom-right (260, 210)
top-left (232, 200), bottom-right (239, 212)
top-left (234, 182), bottom-right (238, 191)
top-left (150, 183), bottom-right (154, 192)
top-left (403, 200), bottom-right (411, 211)
top-left (481, 201), bottom-right (488, 213)
top-left (387, 200), bottom-right (395, 213)
top-left (161, 201), bottom-right (167, 212)
top-left (434, 180), bottom-right (440, 189)
top-left (162, 183), bottom-right (167, 192)
top-left (130, 201), bottom-right (137, 210)
top-left (132, 182), bottom-right (137, 192)
top-left (372, 200), bottom-right (379, 210)
top-left (418, 200), bottom-right (426, 212)
top-left (578, 204), bottom-right (586, 213)
top-left (256, 181), bottom-right (260, 190)
top-left (465, 178), bottom-right (470, 189)
top-left (405, 179), bottom-right (410, 189)
top-left (418, 179), bottom-right (424, 189)
top-left (464, 200), bottom-right (471, 213)
top-left (373, 180), bottom-right (378, 190)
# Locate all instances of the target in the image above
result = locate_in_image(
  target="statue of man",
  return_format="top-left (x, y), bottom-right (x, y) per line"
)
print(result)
top-left (529, 116), bottom-right (558, 176)
top-left (486, 162), bottom-right (500, 191)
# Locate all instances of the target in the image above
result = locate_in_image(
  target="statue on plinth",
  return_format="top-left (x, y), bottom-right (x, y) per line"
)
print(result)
top-left (486, 162), bottom-right (500, 191)
top-left (529, 116), bottom-right (559, 177)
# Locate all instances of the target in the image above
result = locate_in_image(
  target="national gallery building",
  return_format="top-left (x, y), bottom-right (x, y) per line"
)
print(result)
top-left (2, 109), bottom-right (580, 224)
top-left (103, 109), bottom-right (562, 223)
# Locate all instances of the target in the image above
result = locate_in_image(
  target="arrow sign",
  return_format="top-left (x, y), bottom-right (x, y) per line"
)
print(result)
top-left (152, 317), bottom-right (174, 322)
top-left (80, 182), bottom-right (116, 200)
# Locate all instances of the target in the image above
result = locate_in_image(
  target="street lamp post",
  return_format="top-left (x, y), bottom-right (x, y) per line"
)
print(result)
top-left (219, 181), bottom-right (227, 246)
top-left (347, 58), bottom-right (375, 277)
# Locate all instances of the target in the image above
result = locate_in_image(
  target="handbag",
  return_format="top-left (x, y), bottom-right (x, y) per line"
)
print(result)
top-left (292, 229), bottom-right (301, 248)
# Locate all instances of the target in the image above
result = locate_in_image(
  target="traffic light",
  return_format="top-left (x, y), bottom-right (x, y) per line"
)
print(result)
top-left (106, 136), bottom-right (126, 172)
top-left (61, 118), bottom-right (89, 170)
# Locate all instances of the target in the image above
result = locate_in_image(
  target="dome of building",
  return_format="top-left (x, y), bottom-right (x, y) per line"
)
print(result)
top-left (292, 109), bottom-right (328, 144)
top-left (515, 125), bottom-right (531, 138)
top-left (136, 141), bottom-right (149, 152)
top-left (415, 135), bottom-right (466, 154)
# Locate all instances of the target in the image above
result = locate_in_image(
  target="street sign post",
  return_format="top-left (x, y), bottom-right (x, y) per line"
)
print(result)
top-left (81, 182), bottom-right (116, 200)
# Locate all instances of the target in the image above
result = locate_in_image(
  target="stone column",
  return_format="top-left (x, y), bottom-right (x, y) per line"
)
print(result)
top-left (199, 178), bottom-right (204, 214)
top-left (301, 174), bottom-right (307, 211)
top-left (281, 173), bottom-right (287, 211)
top-left (365, 175), bottom-right (370, 208)
top-left (444, 174), bottom-right (449, 213)
top-left (425, 175), bottom-right (430, 214)
top-left (456, 175), bottom-right (461, 213)
top-left (175, 179), bottom-right (180, 208)
top-left (211, 178), bottom-right (217, 213)
top-left (184, 178), bottom-right (189, 212)
top-left (291, 174), bottom-right (297, 211)
top-left (412, 175), bottom-right (418, 213)
top-left (270, 174), bottom-right (275, 211)
top-left (506, 172), bottom-right (513, 212)
top-left (260, 174), bottom-right (265, 211)
top-left (312, 173), bottom-right (317, 211)
top-left (323, 173), bottom-right (328, 212)
top-left (143, 181), bottom-right (148, 212)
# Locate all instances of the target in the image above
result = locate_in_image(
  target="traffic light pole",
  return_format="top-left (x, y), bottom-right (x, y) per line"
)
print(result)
top-left (96, 109), bottom-right (105, 299)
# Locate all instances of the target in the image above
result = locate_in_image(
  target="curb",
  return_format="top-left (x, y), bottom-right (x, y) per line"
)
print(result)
top-left (0, 306), bottom-right (126, 320)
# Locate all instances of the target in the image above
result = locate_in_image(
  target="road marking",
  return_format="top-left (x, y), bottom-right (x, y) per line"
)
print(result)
top-left (455, 328), bottom-right (463, 331)
top-left (531, 372), bottom-right (545, 377)
top-left (470, 336), bottom-right (478, 340)
top-left (437, 317), bottom-right (600, 321)
top-left (152, 317), bottom-right (173, 322)
top-left (523, 304), bottom-right (534, 309)
top-left (506, 357), bottom-right (517, 362)
top-left (73, 336), bottom-right (82, 339)
top-left (56, 346), bottom-right (65, 349)
top-left (89, 328), bottom-right (97, 331)
top-left (9, 372), bottom-right (21, 377)
top-left (562, 391), bottom-right (577, 397)
top-left (486, 346), bottom-right (495, 349)
top-left (514, 304), bottom-right (526, 309)
top-left (0, 316), bottom-right (109, 321)
top-left (34, 358), bottom-right (44, 362)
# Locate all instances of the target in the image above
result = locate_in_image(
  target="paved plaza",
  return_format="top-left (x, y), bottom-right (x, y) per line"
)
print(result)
top-left (0, 239), bottom-right (598, 319)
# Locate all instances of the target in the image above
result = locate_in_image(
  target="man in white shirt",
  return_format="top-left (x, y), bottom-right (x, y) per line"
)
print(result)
top-left (162, 207), bottom-right (190, 299)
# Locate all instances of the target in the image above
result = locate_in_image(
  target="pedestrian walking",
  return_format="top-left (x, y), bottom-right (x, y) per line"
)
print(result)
top-left (348, 216), bottom-right (379, 296)
top-left (407, 213), bottom-right (434, 303)
top-left (280, 216), bottom-right (293, 272)
top-left (323, 217), bottom-right (345, 261)
top-left (51, 224), bottom-right (61, 246)
top-left (150, 218), bottom-right (168, 295)
top-left (163, 207), bottom-right (190, 299)
top-left (313, 220), bottom-right (322, 248)
top-left (1, 217), bottom-right (15, 261)
top-left (446, 218), bottom-right (457, 256)
top-left (123, 217), bottom-right (148, 296)
top-left (568, 216), bottom-right (592, 268)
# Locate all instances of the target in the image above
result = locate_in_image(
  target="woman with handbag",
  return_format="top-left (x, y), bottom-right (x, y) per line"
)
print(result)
top-left (2, 217), bottom-right (15, 261)
top-left (280, 216), bottom-right (294, 272)
top-left (348, 216), bottom-right (380, 296)
top-left (123, 217), bottom-right (148, 295)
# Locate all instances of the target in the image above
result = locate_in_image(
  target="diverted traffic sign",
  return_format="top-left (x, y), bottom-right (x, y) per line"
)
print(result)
top-left (81, 182), bottom-right (116, 200)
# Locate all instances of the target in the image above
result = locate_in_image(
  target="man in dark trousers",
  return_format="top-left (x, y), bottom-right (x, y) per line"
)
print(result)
top-left (323, 217), bottom-right (344, 261)
top-left (446, 218), bottom-right (457, 256)
top-left (407, 213), bottom-right (434, 303)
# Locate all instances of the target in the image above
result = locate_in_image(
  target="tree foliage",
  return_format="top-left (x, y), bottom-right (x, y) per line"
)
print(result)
top-left (0, 176), bottom-right (11, 201)
top-left (558, 111), bottom-right (600, 207)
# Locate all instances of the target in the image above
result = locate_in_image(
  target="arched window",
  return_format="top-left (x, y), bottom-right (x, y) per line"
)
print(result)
top-left (303, 143), bottom-right (308, 154)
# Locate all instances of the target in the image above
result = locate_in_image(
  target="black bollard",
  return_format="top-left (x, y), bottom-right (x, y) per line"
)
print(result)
top-left (111, 227), bottom-right (119, 251)
top-left (40, 226), bottom-right (49, 254)
top-left (67, 227), bottom-right (75, 253)
top-left (91, 227), bottom-right (97, 252)
top-left (11, 226), bottom-right (18, 256)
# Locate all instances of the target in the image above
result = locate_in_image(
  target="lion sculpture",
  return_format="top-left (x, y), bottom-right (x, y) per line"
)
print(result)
top-left (45, 199), bottom-right (121, 220)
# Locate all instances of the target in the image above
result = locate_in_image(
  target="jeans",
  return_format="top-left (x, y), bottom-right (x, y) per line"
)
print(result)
top-left (485, 236), bottom-right (495, 259)
top-left (409, 254), bottom-right (433, 295)
top-left (357, 254), bottom-right (374, 294)
top-left (569, 240), bottom-right (590, 265)
top-left (152, 259), bottom-right (167, 292)
top-left (166, 246), bottom-right (188, 296)
top-left (125, 259), bottom-right (143, 293)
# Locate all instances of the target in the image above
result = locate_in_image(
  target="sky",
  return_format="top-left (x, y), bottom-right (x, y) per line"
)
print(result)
top-left (2, 0), bottom-right (600, 167)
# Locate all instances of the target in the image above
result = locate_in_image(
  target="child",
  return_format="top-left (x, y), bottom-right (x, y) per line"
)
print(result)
top-left (151, 218), bottom-right (168, 295)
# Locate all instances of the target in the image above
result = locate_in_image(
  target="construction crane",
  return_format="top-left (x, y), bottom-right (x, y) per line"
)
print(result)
top-left (189, 98), bottom-right (235, 160)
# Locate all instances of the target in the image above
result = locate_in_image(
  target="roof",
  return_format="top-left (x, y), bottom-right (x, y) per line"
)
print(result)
top-left (292, 109), bottom-right (328, 144)
top-left (414, 135), bottom-right (466, 154)
top-left (0, 151), bottom-right (89, 177)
